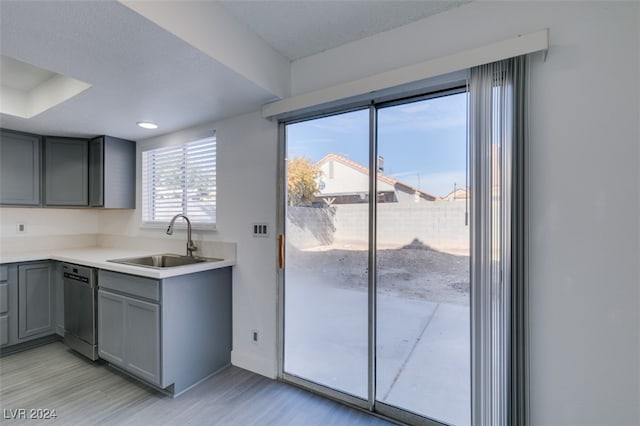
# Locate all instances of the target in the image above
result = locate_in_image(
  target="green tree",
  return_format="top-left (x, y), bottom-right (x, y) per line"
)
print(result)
top-left (288, 156), bottom-right (320, 206)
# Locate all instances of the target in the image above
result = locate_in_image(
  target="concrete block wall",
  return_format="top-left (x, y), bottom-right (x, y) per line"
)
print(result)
top-left (287, 202), bottom-right (469, 254)
top-left (286, 206), bottom-right (335, 249)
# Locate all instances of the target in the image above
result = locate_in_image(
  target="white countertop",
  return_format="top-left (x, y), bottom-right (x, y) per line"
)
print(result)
top-left (0, 247), bottom-right (235, 279)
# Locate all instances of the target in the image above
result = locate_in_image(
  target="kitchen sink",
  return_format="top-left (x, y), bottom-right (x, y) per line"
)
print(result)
top-left (108, 254), bottom-right (223, 269)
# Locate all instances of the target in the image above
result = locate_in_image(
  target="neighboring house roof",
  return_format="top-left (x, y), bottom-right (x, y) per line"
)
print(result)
top-left (442, 187), bottom-right (469, 201)
top-left (315, 153), bottom-right (438, 201)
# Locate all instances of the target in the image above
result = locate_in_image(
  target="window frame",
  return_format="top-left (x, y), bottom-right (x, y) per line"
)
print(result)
top-left (140, 134), bottom-right (217, 231)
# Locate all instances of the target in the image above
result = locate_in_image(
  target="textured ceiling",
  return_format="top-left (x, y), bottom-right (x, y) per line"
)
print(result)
top-left (0, 1), bottom-right (274, 140)
top-left (0, 0), bottom-right (469, 140)
top-left (219, 0), bottom-right (468, 60)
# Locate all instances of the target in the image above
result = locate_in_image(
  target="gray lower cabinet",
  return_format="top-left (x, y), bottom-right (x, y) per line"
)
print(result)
top-left (89, 136), bottom-right (135, 208)
top-left (98, 288), bottom-right (161, 386)
top-left (18, 262), bottom-right (54, 339)
top-left (44, 137), bottom-right (89, 206)
top-left (0, 262), bottom-right (56, 351)
top-left (54, 262), bottom-right (64, 336)
top-left (97, 267), bottom-right (232, 395)
top-left (125, 296), bottom-right (160, 383)
top-left (98, 290), bottom-right (125, 364)
top-left (0, 129), bottom-right (41, 206)
top-left (0, 265), bottom-right (9, 346)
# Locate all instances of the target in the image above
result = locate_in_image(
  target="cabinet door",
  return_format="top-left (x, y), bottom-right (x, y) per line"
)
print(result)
top-left (44, 137), bottom-right (88, 206)
top-left (0, 282), bottom-right (7, 314)
top-left (0, 129), bottom-right (41, 205)
top-left (0, 281), bottom-right (8, 345)
top-left (18, 262), bottom-right (54, 339)
top-left (89, 137), bottom-right (104, 207)
top-left (98, 290), bottom-right (126, 366)
top-left (0, 265), bottom-right (8, 346)
top-left (97, 136), bottom-right (135, 209)
top-left (54, 262), bottom-right (64, 337)
top-left (125, 297), bottom-right (161, 385)
top-left (0, 316), bottom-right (8, 346)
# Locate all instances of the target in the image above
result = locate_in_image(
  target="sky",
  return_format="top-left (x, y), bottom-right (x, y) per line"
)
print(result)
top-left (286, 92), bottom-right (467, 198)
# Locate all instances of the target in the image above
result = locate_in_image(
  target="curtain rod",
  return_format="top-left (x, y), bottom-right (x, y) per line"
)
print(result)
top-left (262, 29), bottom-right (549, 120)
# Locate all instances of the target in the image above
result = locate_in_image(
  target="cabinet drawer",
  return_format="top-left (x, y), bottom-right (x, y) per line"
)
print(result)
top-left (99, 271), bottom-right (159, 302)
top-left (0, 265), bottom-right (7, 282)
top-left (0, 315), bottom-right (8, 346)
top-left (0, 283), bottom-right (7, 314)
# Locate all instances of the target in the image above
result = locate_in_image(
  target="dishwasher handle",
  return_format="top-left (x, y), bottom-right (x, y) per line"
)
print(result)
top-left (62, 262), bottom-right (97, 289)
top-left (63, 272), bottom-right (87, 282)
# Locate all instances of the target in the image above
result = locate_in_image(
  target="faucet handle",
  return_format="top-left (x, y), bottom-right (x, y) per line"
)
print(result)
top-left (187, 240), bottom-right (197, 256)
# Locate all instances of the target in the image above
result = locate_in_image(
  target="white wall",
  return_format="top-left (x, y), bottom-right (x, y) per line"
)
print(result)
top-left (100, 110), bottom-right (279, 378)
top-left (0, 207), bottom-right (99, 237)
top-left (291, 2), bottom-right (639, 425)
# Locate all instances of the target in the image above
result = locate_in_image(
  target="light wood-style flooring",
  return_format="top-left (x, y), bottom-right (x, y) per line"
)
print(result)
top-left (0, 342), bottom-right (393, 425)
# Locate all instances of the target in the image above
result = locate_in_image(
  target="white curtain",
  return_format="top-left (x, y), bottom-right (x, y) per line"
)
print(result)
top-left (470, 55), bottom-right (528, 426)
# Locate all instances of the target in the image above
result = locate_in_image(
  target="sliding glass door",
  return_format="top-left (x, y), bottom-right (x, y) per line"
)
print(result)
top-left (283, 109), bottom-right (370, 400)
top-left (375, 94), bottom-right (470, 425)
top-left (281, 56), bottom-right (526, 425)
top-left (282, 91), bottom-right (470, 424)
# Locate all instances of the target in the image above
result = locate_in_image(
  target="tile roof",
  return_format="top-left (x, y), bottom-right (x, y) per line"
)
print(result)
top-left (315, 153), bottom-right (438, 200)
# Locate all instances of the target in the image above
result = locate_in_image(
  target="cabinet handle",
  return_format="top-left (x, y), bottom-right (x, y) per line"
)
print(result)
top-left (278, 234), bottom-right (285, 269)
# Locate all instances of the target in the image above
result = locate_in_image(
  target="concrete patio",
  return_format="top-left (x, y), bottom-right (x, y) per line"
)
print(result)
top-left (284, 275), bottom-right (470, 426)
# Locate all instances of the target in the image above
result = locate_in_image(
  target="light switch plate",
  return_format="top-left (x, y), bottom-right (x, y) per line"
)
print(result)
top-left (252, 223), bottom-right (268, 237)
top-left (16, 222), bottom-right (26, 234)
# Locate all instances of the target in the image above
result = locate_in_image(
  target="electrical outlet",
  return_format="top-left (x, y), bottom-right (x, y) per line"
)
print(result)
top-left (252, 223), bottom-right (268, 237)
top-left (251, 330), bottom-right (259, 344)
top-left (16, 223), bottom-right (26, 234)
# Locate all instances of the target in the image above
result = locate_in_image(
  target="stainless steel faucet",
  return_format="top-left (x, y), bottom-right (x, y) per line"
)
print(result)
top-left (166, 214), bottom-right (198, 256)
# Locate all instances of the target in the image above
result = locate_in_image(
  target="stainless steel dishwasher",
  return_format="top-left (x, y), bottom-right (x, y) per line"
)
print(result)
top-left (62, 263), bottom-right (98, 360)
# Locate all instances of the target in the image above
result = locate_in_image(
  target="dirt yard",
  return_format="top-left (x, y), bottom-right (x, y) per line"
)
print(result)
top-left (286, 239), bottom-right (470, 306)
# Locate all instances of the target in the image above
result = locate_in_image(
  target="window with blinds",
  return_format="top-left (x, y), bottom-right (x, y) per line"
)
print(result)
top-left (142, 135), bottom-right (216, 227)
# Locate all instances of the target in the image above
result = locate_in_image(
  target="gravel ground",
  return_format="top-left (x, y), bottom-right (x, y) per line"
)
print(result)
top-left (286, 239), bottom-right (470, 306)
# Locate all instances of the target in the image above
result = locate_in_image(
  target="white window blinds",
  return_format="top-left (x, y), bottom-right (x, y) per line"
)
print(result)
top-left (142, 135), bottom-right (216, 226)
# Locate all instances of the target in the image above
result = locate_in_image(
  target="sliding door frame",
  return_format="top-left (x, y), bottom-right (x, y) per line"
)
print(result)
top-left (277, 105), bottom-right (373, 412)
top-left (276, 84), bottom-right (469, 426)
top-left (367, 104), bottom-right (378, 412)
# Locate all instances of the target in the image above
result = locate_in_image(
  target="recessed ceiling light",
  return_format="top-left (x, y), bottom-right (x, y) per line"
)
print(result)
top-left (137, 121), bottom-right (158, 129)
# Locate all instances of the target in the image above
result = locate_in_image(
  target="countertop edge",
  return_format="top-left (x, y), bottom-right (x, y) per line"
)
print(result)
top-left (0, 248), bottom-right (235, 279)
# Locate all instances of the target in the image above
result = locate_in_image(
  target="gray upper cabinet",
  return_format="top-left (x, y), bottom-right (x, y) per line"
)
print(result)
top-left (1, 130), bottom-right (134, 209)
top-left (89, 137), bottom-right (104, 207)
top-left (89, 136), bottom-right (135, 208)
top-left (44, 137), bottom-right (89, 206)
top-left (0, 129), bottom-right (41, 206)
